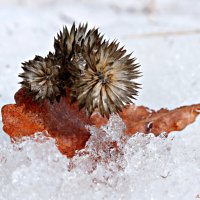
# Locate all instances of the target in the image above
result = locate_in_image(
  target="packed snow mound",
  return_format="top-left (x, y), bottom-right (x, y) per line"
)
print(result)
top-left (0, 115), bottom-right (200, 200)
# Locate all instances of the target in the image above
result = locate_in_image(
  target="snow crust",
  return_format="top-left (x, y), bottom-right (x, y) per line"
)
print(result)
top-left (1, 0), bottom-right (200, 199)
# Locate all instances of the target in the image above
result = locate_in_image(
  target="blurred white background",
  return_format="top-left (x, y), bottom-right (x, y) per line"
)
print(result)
top-left (0, 0), bottom-right (200, 109)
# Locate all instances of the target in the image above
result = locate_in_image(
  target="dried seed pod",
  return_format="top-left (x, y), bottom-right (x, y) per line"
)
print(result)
top-left (72, 40), bottom-right (141, 118)
top-left (54, 23), bottom-right (76, 62)
top-left (54, 23), bottom-right (103, 84)
top-left (53, 23), bottom-right (85, 89)
top-left (54, 23), bottom-right (102, 60)
top-left (54, 23), bottom-right (104, 103)
top-left (19, 53), bottom-right (63, 103)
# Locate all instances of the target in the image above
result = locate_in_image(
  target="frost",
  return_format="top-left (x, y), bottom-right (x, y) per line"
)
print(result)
top-left (1, 115), bottom-right (200, 200)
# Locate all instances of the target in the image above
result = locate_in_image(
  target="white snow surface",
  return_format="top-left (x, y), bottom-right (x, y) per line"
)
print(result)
top-left (0, 0), bottom-right (200, 199)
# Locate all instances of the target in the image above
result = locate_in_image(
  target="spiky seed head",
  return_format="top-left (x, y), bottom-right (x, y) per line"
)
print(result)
top-left (54, 23), bottom-right (102, 61)
top-left (54, 23), bottom-right (76, 61)
top-left (71, 40), bottom-right (141, 118)
top-left (19, 54), bottom-right (62, 103)
top-left (54, 23), bottom-right (103, 90)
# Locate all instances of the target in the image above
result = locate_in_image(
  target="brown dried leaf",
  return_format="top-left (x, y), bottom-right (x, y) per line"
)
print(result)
top-left (91, 104), bottom-right (200, 135)
top-left (2, 88), bottom-right (200, 157)
top-left (2, 88), bottom-right (92, 157)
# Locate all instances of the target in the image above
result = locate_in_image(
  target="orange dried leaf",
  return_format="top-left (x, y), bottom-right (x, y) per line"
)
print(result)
top-left (2, 88), bottom-right (92, 157)
top-left (2, 88), bottom-right (200, 157)
top-left (91, 104), bottom-right (200, 135)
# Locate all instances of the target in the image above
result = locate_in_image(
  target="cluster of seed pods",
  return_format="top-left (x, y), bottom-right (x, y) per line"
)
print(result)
top-left (19, 23), bottom-right (141, 118)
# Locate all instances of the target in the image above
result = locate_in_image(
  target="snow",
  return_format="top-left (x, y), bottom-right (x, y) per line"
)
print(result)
top-left (0, 0), bottom-right (200, 199)
top-left (1, 116), bottom-right (200, 199)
